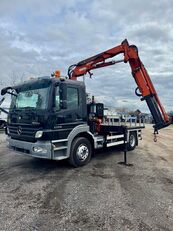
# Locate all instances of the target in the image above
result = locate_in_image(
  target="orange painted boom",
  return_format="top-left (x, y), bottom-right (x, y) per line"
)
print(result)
top-left (68, 39), bottom-right (171, 131)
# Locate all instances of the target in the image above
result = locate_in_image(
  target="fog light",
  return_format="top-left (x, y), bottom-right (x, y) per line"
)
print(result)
top-left (35, 131), bottom-right (43, 138)
top-left (33, 146), bottom-right (47, 153)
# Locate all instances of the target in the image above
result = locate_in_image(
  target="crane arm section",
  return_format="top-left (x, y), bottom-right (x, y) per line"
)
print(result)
top-left (68, 39), bottom-right (171, 131)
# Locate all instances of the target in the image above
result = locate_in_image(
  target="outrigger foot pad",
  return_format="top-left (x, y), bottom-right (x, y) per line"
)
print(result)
top-left (118, 161), bottom-right (133, 167)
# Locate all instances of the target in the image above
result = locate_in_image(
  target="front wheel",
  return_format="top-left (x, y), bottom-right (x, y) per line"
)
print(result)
top-left (127, 132), bottom-right (137, 151)
top-left (68, 137), bottom-right (92, 167)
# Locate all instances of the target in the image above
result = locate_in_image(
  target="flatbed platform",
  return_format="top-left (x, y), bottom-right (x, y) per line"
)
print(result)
top-left (100, 124), bottom-right (145, 133)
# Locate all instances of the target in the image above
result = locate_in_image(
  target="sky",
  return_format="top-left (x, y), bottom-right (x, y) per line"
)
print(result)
top-left (0, 0), bottom-right (173, 112)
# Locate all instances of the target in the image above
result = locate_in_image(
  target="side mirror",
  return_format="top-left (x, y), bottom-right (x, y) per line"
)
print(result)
top-left (60, 100), bottom-right (67, 109)
top-left (59, 83), bottom-right (67, 110)
top-left (0, 107), bottom-right (8, 115)
top-left (0, 97), bottom-right (5, 106)
top-left (1, 87), bottom-right (12, 95)
top-left (1, 87), bottom-right (17, 96)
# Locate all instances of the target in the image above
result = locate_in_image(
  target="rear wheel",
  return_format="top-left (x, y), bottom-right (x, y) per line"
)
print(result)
top-left (68, 137), bottom-right (92, 167)
top-left (127, 132), bottom-right (137, 151)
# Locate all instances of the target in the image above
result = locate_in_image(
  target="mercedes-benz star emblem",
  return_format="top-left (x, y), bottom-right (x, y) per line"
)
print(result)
top-left (17, 126), bottom-right (22, 135)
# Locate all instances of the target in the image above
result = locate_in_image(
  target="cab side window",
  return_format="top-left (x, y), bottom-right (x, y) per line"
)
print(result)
top-left (67, 87), bottom-right (79, 109)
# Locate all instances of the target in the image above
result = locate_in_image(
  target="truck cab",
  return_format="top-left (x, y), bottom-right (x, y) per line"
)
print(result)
top-left (7, 77), bottom-right (87, 139)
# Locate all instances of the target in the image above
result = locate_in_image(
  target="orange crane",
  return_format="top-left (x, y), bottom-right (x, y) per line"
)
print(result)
top-left (68, 39), bottom-right (171, 133)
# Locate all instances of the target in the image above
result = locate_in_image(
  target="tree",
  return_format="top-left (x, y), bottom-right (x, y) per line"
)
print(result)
top-left (9, 71), bottom-right (26, 85)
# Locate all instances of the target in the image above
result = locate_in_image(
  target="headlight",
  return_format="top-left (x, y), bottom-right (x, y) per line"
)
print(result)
top-left (35, 130), bottom-right (43, 138)
top-left (33, 146), bottom-right (47, 153)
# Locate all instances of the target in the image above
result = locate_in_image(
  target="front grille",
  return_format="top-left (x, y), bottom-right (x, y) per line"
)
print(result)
top-left (8, 125), bottom-right (41, 142)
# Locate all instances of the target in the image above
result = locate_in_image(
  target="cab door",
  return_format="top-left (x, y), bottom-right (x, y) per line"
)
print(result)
top-left (54, 82), bottom-right (86, 125)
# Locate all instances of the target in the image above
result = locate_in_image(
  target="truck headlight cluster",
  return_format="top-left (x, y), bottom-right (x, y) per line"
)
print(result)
top-left (33, 146), bottom-right (47, 153)
top-left (35, 131), bottom-right (43, 138)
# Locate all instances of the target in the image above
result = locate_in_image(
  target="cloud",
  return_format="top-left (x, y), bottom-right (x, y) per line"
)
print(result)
top-left (0, 0), bottom-right (173, 113)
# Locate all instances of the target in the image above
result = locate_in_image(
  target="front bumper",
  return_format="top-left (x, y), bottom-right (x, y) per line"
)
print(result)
top-left (7, 137), bottom-right (69, 160)
top-left (7, 136), bottom-right (52, 159)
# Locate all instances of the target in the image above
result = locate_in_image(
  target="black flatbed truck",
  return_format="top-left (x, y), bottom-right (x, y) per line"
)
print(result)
top-left (1, 39), bottom-right (172, 167)
top-left (2, 77), bottom-right (144, 167)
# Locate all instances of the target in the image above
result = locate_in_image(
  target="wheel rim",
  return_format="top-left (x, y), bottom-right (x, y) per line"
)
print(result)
top-left (129, 134), bottom-right (135, 147)
top-left (76, 144), bottom-right (89, 162)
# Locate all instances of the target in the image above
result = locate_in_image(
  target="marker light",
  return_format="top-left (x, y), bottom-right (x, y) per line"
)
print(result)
top-left (54, 70), bottom-right (61, 78)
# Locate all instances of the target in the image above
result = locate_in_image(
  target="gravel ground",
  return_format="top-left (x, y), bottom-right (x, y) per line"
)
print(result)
top-left (0, 125), bottom-right (173, 231)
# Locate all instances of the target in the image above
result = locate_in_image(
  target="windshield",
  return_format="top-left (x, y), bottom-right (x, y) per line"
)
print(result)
top-left (11, 86), bottom-right (50, 110)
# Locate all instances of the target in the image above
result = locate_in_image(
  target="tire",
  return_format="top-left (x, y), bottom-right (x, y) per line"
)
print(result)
top-left (127, 132), bottom-right (137, 151)
top-left (68, 137), bottom-right (92, 167)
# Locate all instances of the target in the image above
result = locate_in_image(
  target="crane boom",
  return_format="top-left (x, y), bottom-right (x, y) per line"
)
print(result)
top-left (68, 39), bottom-right (171, 132)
